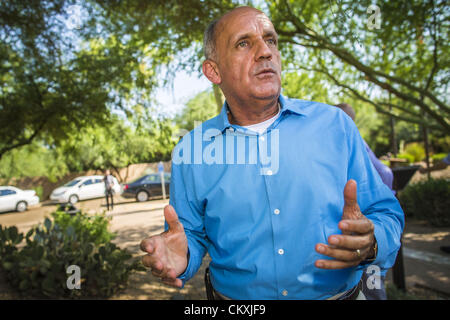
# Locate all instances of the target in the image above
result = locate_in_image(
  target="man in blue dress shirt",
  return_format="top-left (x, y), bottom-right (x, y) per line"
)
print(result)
top-left (140, 6), bottom-right (404, 300)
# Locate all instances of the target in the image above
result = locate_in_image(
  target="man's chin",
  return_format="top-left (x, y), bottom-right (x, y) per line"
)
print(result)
top-left (251, 88), bottom-right (281, 101)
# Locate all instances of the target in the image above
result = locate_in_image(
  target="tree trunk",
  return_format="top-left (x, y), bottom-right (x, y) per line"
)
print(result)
top-left (422, 120), bottom-right (431, 181)
top-left (389, 106), bottom-right (398, 157)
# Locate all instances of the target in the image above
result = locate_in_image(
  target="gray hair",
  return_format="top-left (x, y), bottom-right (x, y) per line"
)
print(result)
top-left (203, 18), bottom-right (220, 60)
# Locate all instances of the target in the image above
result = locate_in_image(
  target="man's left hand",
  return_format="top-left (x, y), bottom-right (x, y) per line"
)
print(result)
top-left (315, 179), bottom-right (376, 269)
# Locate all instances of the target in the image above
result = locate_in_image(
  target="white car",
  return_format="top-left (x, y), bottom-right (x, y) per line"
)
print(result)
top-left (49, 175), bottom-right (121, 204)
top-left (0, 186), bottom-right (40, 213)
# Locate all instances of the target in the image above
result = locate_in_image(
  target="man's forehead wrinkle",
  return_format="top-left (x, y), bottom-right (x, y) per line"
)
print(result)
top-left (218, 13), bottom-right (275, 46)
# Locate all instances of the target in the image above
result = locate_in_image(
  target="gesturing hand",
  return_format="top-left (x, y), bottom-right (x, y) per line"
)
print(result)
top-left (140, 205), bottom-right (188, 287)
top-left (315, 179), bottom-right (376, 269)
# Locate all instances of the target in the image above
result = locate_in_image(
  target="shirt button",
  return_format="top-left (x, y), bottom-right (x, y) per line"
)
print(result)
top-left (274, 209), bottom-right (280, 215)
top-left (282, 290), bottom-right (288, 296)
top-left (278, 249), bottom-right (284, 255)
top-left (266, 170), bottom-right (273, 176)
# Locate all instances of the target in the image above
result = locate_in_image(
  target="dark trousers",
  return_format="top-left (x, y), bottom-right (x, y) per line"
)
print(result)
top-left (105, 190), bottom-right (114, 210)
top-left (361, 271), bottom-right (387, 300)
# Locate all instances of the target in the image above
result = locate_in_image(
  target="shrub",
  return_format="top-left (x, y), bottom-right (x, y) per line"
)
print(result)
top-left (404, 142), bottom-right (425, 162)
top-left (396, 153), bottom-right (414, 164)
top-left (34, 186), bottom-right (44, 200)
top-left (52, 210), bottom-right (115, 245)
top-left (0, 210), bottom-right (144, 299)
top-left (431, 153), bottom-right (447, 163)
top-left (398, 178), bottom-right (450, 227)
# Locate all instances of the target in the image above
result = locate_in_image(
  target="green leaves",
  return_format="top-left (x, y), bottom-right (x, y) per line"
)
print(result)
top-left (399, 178), bottom-right (450, 227)
top-left (274, 0), bottom-right (449, 133)
top-left (175, 89), bottom-right (219, 132)
top-left (0, 209), bottom-right (141, 299)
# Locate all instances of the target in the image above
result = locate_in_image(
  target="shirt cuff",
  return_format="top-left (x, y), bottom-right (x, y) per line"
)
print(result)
top-left (176, 240), bottom-right (203, 287)
top-left (357, 219), bottom-right (394, 271)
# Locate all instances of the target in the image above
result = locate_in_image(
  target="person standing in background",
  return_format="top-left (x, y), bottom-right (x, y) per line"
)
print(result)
top-left (335, 103), bottom-right (394, 299)
top-left (103, 169), bottom-right (115, 211)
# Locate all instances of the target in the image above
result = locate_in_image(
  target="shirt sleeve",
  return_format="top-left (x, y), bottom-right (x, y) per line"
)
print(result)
top-left (168, 145), bottom-right (209, 285)
top-left (364, 142), bottom-right (394, 191)
top-left (345, 119), bottom-right (405, 272)
top-left (443, 153), bottom-right (450, 165)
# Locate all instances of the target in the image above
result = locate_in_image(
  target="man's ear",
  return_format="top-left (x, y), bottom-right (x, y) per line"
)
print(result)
top-left (202, 59), bottom-right (221, 85)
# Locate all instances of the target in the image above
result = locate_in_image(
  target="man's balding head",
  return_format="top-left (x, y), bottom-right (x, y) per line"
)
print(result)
top-left (202, 6), bottom-right (281, 107)
top-left (203, 6), bottom-right (267, 60)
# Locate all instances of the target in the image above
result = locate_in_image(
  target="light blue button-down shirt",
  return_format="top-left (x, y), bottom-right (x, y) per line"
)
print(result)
top-left (168, 95), bottom-right (404, 300)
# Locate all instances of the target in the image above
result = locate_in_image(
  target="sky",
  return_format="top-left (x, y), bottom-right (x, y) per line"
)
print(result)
top-left (154, 69), bottom-right (212, 118)
top-left (63, 3), bottom-right (213, 119)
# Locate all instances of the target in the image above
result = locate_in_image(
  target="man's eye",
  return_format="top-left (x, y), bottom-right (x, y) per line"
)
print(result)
top-left (237, 41), bottom-right (248, 48)
top-left (266, 38), bottom-right (277, 45)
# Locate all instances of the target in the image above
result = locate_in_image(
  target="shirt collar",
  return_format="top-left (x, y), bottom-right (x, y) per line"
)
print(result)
top-left (214, 94), bottom-right (308, 134)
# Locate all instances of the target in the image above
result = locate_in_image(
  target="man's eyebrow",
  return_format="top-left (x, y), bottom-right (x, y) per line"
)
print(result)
top-left (229, 30), bottom-right (278, 46)
top-left (263, 31), bottom-right (278, 39)
top-left (230, 33), bottom-right (251, 46)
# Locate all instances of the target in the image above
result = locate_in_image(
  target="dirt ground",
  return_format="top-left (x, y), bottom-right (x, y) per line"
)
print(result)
top-left (1, 168), bottom-right (449, 300)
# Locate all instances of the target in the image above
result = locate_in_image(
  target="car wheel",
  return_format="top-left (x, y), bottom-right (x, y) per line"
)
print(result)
top-left (69, 195), bottom-right (79, 204)
top-left (136, 190), bottom-right (149, 202)
top-left (16, 201), bottom-right (27, 212)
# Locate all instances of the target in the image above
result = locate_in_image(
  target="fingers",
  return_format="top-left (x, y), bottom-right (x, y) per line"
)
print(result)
top-left (162, 277), bottom-right (183, 288)
top-left (315, 230), bottom-right (374, 269)
top-left (140, 237), bottom-right (155, 253)
top-left (142, 254), bottom-right (182, 287)
top-left (142, 252), bottom-right (160, 269)
top-left (315, 259), bottom-right (360, 269)
top-left (316, 243), bottom-right (369, 262)
top-left (342, 179), bottom-right (361, 221)
top-left (327, 233), bottom-right (373, 250)
top-left (164, 205), bottom-right (184, 233)
top-left (343, 179), bottom-right (357, 209)
top-left (339, 218), bottom-right (374, 235)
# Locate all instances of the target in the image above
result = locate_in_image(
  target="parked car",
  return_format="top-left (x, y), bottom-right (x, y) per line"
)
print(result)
top-left (49, 175), bottom-right (121, 204)
top-left (0, 186), bottom-right (40, 213)
top-left (121, 173), bottom-right (170, 202)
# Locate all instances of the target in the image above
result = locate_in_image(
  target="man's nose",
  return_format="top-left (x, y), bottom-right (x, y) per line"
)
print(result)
top-left (254, 39), bottom-right (272, 61)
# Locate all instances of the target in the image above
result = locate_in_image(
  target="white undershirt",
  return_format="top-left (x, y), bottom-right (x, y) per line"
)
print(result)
top-left (241, 104), bottom-right (281, 134)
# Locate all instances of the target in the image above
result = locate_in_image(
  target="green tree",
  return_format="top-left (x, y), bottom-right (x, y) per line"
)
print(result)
top-left (57, 114), bottom-right (177, 181)
top-left (175, 90), bottom-right (218, 131)
top-left (88, 0), bottom-right (448, 134)
top-left (0, 0), bottom-right (164, 160)
top-left (271, 0), bottom-right (449, 133)
top-left (0, 1), bottom-right (115, 159)
top-left (0, 141), bottom-right (68, 184)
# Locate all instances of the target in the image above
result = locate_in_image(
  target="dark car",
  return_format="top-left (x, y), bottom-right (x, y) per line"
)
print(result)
top-left (122, 173), bottom-right (170, 202)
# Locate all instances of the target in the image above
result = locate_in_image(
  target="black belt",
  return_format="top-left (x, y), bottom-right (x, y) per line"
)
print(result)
top-left (204, 267), bottom-right (362, 300)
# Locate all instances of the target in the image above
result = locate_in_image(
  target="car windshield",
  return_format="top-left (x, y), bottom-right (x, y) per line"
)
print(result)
top-left (64, 179), bottom-right (82, 187)
top-left (130, 175), bottom-right (149, 184)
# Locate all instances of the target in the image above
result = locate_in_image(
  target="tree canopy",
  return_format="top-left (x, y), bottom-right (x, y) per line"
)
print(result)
top-left (272, 0), bottom-right (449, 132)
top-left (1, 0), bottom-right (448, 177)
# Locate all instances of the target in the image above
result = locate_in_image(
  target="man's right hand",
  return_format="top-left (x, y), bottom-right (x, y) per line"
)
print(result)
top-left (140, 205), bottom-right (188, 288)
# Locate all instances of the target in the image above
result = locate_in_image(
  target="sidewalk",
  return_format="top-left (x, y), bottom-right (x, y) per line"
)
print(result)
top-left (385, 218), bottom-right (450, 299)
